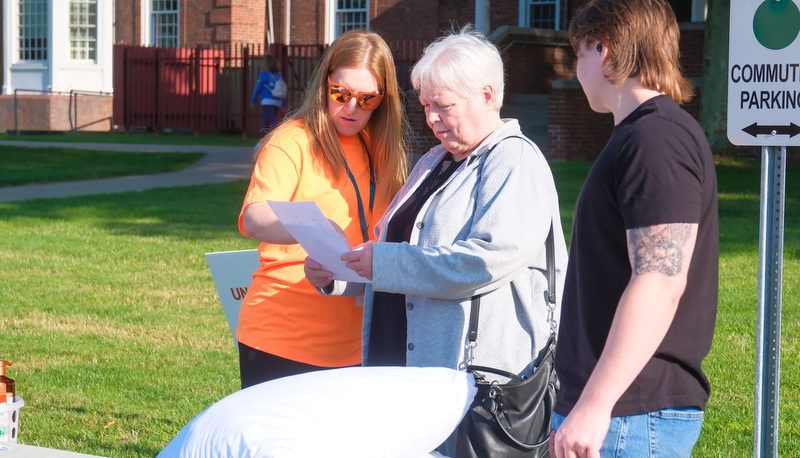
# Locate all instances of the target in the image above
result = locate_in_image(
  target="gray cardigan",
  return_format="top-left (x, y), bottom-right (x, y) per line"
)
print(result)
top-left (329, 120), bottom-right (568, 377)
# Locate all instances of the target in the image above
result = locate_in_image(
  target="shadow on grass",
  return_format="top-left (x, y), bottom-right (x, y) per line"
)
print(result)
top-left (51, 405), bottom-right (183, 457)
top-left (1, 160), bottom-right (797, 259)
top-left (0, 181), bottom-right (251, 242)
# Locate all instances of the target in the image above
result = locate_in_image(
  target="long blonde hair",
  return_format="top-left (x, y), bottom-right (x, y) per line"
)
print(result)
top-left (262, 29), bottom-right (408, 203)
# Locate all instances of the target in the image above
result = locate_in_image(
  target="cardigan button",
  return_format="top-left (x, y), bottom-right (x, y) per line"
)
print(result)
top-left (407, 343), bottom-right (414, 351)
top-left (406, 302), bottom-right (414, 311)
top-left (415, 221), bottom-right (424, 229)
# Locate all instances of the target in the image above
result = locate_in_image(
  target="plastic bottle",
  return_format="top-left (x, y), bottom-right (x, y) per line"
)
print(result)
top-left (0, 361), bottom-right (13, 404)
top-left (0, 360), bottom-right (14, 442)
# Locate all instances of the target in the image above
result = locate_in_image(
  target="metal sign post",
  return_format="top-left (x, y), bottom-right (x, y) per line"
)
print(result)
top-left (726, 1), bottom-right (797, 456)
top-left (753, 145), bottom-right (785, 458)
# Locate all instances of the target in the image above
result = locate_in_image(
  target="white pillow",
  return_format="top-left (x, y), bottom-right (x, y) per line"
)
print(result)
top-left (158, 366), bottom-right (476, 458)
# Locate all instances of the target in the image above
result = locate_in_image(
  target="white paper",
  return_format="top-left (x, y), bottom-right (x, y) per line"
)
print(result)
top-left (268, 200), bottom-right (370, 283)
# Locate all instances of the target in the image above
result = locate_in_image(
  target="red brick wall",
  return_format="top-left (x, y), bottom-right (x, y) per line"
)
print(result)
top-left (0, 95), bottom-right (65, 131)
top-left (678, 24), bottom-right (705, 78)
top-left (105, 0), bottom-right (708, 156)
top-left (495, 27), bottom-right (577, 95)
top-left (70, 95), bottom-right (116, 131)
top-left (184, 0), bottom-right (266, 47)
top-left (371, 1), bottom-right (439, 41)
top-left (491, 2), bottom-right (520, 29)
top-left (290, 0), bottom-right (326, 44)
top-left (546, 85), bottom-right (703, 160)
top-left (547, 80), bottom-right (614, 161)
top-left (115, 0), bottom-right (141, 45)
top-left (369, 0), bottom-right (528, 43)
top-left (111, 0), bottom-right (558, 48)
top-left (435, 1), bottom-right (474, 34)
top-left (0, 94), bottom-right (113, 132)
top-left (547, 23), bottom-right (705, 161)
top-left (231, 0), bottom-right (266, 45)
top-left (266, 1), bottom-right (287, 45)
top-left (113, 0), bottom-right (265, 48)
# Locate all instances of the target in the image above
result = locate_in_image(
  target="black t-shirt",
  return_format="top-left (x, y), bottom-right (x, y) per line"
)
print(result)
top-left (554, 95), bottom-right (719, 417)
top-left (366, 153), bottom-right (463, 366)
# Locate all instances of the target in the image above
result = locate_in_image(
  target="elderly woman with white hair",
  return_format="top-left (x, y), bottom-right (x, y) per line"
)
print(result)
top-left (306, 27), bottom-right (567, 382)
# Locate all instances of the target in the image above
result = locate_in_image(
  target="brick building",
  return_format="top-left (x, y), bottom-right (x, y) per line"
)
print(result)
top-left (113, 0), bottom-right (265, 49)
top-left (2, 1), bottom-right (115, 132)
top-left (1, 0), bottom-right (708, 160)
top-left (546, 22), bottom-right (707, 161)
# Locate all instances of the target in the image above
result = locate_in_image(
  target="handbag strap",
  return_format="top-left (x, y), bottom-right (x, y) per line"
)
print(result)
top-left (464, 134), bottom-right (558, 365)
top-left (495, 404), bottom-right (552, 450)
top-left (466, 221), bottom-right (556, 364)
top-left (466, 365), bottom-right (526, 383)
top-left (544, 223), bottom-right (558, 337)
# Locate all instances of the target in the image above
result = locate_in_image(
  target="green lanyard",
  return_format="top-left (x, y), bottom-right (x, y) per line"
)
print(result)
top-left (341, 137), bottom-right (375, 243)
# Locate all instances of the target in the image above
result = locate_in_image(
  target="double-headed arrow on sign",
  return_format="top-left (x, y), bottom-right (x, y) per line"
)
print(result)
top-left (742, 122), bottom-right (800, 137)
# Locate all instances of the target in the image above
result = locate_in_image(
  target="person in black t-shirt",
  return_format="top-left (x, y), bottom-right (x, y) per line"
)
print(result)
top-left (550, 1), bottom-right (719, 457)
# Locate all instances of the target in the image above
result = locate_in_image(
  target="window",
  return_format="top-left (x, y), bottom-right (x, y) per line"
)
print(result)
top-left (525, 0), bottom-right (558, 30)
top-left (70, 0), bottom-right (97, 61)
top-left (335, 0), bottom-right (368, 37)
top-left (668, 0), bottom-right (693, 21)
top-left (152, 0), bottom-right (179, 48)
top-left (18, 0), bottom-right (48, 61)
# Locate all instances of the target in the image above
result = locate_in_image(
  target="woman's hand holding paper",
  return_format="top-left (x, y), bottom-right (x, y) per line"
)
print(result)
top-left (304, 257), bottom-right (334, 289)
top-left (341, 241), bottom-right (374, 281)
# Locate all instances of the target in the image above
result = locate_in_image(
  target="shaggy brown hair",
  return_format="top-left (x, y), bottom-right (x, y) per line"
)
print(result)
top-left (569, 0), bottom-right (694, 104)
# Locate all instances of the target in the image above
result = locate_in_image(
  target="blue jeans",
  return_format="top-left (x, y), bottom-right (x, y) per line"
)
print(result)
top-left (552, 407), bottom-right (704, 457)
top-left (260, 104), bottom-right (279, 136)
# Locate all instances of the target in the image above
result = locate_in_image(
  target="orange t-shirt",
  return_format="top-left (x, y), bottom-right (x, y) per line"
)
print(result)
top-left (237, 120), bottom-right (387, 367)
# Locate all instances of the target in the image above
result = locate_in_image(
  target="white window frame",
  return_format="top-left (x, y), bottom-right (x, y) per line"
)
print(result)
top-left (326, 0), bottom-right (369, 44)
top-left (17, 0), bottom-right (49, 61)
top-left (3, 0), bottom-right (50, 94)
top-left (141, 0), bottom-right (179, 47)
top-left (519, 0), bottom-right (560, 30)
top-left (692, 0), bottom-right (707, 22)
top-left (3, 0), bottom-right (113, 94)
top-left (69, 0), bottom-right (97, 61)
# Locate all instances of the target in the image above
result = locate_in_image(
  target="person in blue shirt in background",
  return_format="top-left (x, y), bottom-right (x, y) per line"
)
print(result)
top-left (251, 54), bottom-right (287, 136)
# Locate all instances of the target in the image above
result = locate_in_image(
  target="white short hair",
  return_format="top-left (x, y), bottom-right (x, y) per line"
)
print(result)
top-left (411, 26), bottom-right (505, 111)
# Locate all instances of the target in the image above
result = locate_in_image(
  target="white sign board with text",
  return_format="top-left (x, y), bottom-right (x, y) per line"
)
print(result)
top-left (727, 0), bottom-right (800, 146)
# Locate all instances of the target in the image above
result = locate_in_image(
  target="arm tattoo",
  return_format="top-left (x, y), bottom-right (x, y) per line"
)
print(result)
top-left (628, 224), bottom-right (692, 276)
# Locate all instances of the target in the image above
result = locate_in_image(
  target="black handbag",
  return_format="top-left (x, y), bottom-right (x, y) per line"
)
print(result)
top-left (454, 223), bottom-right (559, 458)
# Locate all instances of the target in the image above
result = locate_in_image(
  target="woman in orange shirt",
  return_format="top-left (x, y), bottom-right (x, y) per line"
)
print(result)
top-left (237, 29), bottom-right (409, 388)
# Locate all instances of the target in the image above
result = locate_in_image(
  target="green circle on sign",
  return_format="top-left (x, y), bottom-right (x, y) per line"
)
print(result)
top-left (753, 0), bottom-right (800, 50)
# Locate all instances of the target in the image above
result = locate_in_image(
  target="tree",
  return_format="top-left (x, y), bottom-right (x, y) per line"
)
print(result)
top-left (699, 0), bottom-right (735, 155)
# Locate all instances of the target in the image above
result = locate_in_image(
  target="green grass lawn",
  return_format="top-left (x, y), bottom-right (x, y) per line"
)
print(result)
top-left (0, 131), bottom-right (259, 148)
top-left (0, 152), bottom-right (797, 457)
top-left (0, 146), bottom-right (206, 187)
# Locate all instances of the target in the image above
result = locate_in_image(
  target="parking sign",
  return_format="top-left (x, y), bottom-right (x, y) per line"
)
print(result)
top-left (727, 0), bottom-right (800, 146)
